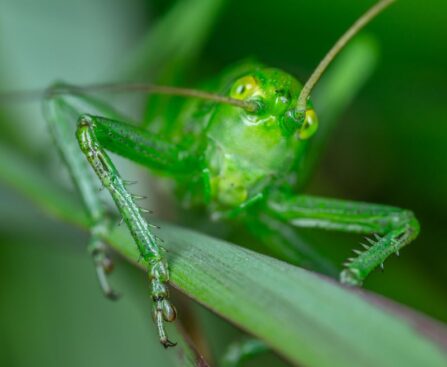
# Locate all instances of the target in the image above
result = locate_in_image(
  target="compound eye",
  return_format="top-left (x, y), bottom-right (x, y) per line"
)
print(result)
top-left (230, 75), bottom-right (258, 100)
top-left (298, 109), bottom-right (319, 139)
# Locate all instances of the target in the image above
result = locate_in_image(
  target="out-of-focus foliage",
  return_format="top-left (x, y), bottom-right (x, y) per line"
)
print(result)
top-left (0, 0), bottom-right (446, 366)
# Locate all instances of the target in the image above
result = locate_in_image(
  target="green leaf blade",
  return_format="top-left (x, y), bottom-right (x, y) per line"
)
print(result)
top-left (1, 145), bottom-right (446, 366)
top-left (108, 224), bottom-right (447, 367)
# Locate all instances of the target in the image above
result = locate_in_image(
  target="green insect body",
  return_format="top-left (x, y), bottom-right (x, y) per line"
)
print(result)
top-left (206, 68), bottom-right (314, 209)
top-left (169, 65), bottom-right (315, 211)
top-left (41, 0), bottom-right (418, 350)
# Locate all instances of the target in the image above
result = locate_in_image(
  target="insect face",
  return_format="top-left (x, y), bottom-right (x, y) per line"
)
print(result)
top-left (229, 67), bottom-right (319, 139)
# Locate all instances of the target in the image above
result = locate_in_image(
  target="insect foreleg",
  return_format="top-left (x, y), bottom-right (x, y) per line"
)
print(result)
top-left (45, 91), bottom-right (202, 347)
top-left (44, 95), bottom-right (119, 299)
top-left (76, 114), bottom-right (180, 347)
top-left (265, 192), bottom-right (420, 286)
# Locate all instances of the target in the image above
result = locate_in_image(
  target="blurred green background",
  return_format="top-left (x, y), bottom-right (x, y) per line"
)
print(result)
top-left (0, 0), bottom-right (446, 366)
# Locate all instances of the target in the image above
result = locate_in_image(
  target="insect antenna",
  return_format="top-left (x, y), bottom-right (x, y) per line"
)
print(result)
top-left (296, 0), bottom-right (396, 115)
top-left (0, 83), bottom-right (258, 112)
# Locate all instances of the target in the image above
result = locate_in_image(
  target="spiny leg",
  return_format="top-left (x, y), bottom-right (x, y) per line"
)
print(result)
top-left (45, 87), bottom-right (202, 346)
top-left (266, 192), bottom-right (420, 286)
top-left (44, 93), bottom-right (122, 298)
top-left (76, 113), bottom-right (201, 347)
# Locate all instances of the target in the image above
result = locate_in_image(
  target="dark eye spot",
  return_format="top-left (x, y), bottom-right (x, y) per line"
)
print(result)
top-left (236, 85), bottom-right (246, 94)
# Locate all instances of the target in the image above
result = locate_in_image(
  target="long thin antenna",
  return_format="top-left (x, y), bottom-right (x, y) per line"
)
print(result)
top-left (0, 83), bottom-right (258, 112)
top-left (296, 0), bottom-right (396, 114)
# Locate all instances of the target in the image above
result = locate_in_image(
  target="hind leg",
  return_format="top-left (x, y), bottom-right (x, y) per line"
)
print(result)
top-left (266, 192), bottom-right (420, 286)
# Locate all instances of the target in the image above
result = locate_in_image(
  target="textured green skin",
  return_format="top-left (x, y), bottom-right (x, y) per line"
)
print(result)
top-left (44, 61), bottom-right (419, 347)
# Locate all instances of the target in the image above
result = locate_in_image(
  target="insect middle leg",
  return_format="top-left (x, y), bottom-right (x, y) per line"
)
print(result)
top-left (265, 192), bottom-right (420, 286)
top-left (45, 93), bottom-right (201, 347)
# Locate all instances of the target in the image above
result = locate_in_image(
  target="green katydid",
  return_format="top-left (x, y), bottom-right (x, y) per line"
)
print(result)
top-left (2, 0), bottom-right (419, 350)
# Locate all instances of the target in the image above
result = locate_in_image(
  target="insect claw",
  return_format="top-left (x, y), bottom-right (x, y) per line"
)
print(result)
top-left (105, 289), bottom-right (121, 301)
top-left (161, 339), bottom-right (177, 349)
